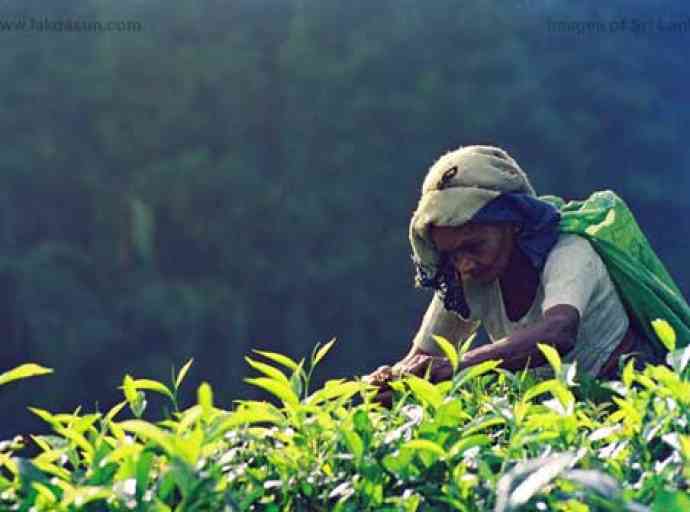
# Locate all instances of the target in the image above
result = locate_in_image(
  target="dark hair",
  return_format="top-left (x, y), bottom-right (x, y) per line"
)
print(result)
top-left (412, 252), bottom-right (471, 318)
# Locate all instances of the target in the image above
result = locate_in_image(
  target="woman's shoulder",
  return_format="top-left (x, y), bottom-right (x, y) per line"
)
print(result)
top-left (543, 233), bottom-right (605, 277)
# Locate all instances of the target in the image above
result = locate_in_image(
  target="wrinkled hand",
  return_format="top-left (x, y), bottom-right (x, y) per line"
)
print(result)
top-left (395, 355), bottom-right (454, 384)
top-left (364, 357), bottom-right (456, 409)
top-left (364, 365), bottom-right (395, 409)
top-left (364, 365), bottom-right (394, 388)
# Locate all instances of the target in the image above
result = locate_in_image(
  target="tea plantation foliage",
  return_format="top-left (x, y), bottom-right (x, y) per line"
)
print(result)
top-left (3, 0), bottom-right (690, 437)
top-left (2, 321), bottom-right (690, 511)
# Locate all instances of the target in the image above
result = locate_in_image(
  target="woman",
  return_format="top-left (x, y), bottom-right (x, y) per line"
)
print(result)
top-left (366, 145), bottom-right (665, 406)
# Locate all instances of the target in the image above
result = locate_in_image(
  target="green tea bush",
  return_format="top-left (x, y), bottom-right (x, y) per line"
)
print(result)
top-left (2, 322), bottom-right (690, 511)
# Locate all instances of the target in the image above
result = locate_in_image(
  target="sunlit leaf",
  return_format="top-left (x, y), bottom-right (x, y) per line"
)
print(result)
top-left (306, 380), bottom-right (361, 406)
top-left (0, 363), bottom-right (53, 387)
top-left (212, 403), bottom-right (284, 439)
top-left (463, 416), bottom-right (506, 437)
top-left (105, 401), bottom-right (128, 424)
top-left (522, 379), bottom-right (560, 403)
top-left (244, 357), bottom-right (291, 386)
top-left (174, 426), bottom-right (203, 466)
top-left (622, 358), bottom-right (635, 388)
top-left (252, 350), bottom-right (300, 372)
top-left (175, 358), bottom-right (194, 390)
top-left (28, 407), bottom-right (58, 427)
top-left (130, 379), bottom-right (174, 399)
top-left (458, 332), bottom-right (477, 359)
top-left (652, 319), bottom-right (676, 352)
top-left (404, 375), bottom-right (443, 409)
top-left (400, 439), bottom-right (446, 459)
top-left (32, 482), bottom-right (58, 505)
top-left (342, 431), bottom-right (364, 460)
top-left (177, 405), bottom-right (202, 434)
top-left (245, 377), bottom-right (300, 407)
top-left (122, 375), bottom-right (138, 404)
top-left (456, 360), bottom-right (501, 387)
top-left (432, 335), bottom-right (458, 372)
top-left (197, 382), bottom-right (213, 416)
top-left (313, 337), bottom-right (337, 366)
top-left (54, 426), bottom-right (94, 462)
top-left (119, 420), bottom-right (174, 454)
top-left (537, 343), bottom-right (562, 375)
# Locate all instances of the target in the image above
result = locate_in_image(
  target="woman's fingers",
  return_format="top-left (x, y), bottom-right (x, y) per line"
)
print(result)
top-left (364, 365), bottom-right (394, 387)
top-left (401, 355), bottom-right (433, 377)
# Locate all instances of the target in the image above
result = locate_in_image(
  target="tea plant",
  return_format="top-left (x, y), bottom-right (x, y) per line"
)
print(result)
top-left (1, 322), bottom-right (690, 510)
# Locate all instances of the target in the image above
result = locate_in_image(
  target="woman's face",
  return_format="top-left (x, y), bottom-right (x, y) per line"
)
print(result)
top-left (430, 222), bottom-right (517, 284)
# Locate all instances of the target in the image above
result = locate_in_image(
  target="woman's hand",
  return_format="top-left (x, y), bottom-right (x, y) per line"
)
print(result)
top-left (364, 355), bottom-right (456, 409)
top-left (364, 365), bottom-right (396, 409)
top-left (364, 365), bottom-right (394, 388)
top-left (395, 355), bottom-right (454, 384)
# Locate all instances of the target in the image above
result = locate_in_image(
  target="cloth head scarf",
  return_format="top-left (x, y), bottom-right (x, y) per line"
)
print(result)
top-left (409, 145), bottom-right (561, 317)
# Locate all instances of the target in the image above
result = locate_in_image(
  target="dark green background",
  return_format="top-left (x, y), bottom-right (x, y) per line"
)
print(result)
top-left (1, 0), bottom-right (689, 436)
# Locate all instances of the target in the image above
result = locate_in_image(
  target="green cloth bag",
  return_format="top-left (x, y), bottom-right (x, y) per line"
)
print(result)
top-left (540, 190), bottom-right (690, 353)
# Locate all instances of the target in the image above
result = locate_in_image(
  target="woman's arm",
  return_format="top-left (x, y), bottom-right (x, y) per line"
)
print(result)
top-left (398, 304), bottom-right (580, 383)
top-left (458, 304), bottom-right (579, 371)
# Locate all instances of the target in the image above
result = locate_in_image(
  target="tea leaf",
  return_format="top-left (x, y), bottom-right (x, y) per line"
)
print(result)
top-left (622, 358), bottom-right (635, 388)
top-left (244, 357), bottom-right (291, 386)
top-left (136, 450), bottom-right (154, 500)
top-left (252, 350), bottom-right (300, 372)
top-left (212, 405), bottom-right (283, 438)
top-left (652, 319), bottom-right (676, 352)
top-left (28, 407), bottom-right (58, 427)
top-left (244, 377), bottom-right (300, 407)
top-left (405, 374), bottom-right (443, 409)
top-left (177, 405), bottom-right (202, 434)
top-left (343, 431), bottom-right (364, 461)
top-left (119, 420), bottom-right (174, 454)
top-left (0, 363), bottom-right (53, 387)
top-left (175, 358), bottom-right (194, 390)
top-left (456, 360), bottom-right (501, 387)
top-left (197, 382), bottom-right (213, 416)
top-left (537, 343), bottom-right (562, 375)
top-left (105, 401), bottom-right (128, 424)
top-left (131, 378), bottom-right (174, 399)
top-left (522, 379), bottom-right (560, 403)
top-left (306, 380), bottom-right (360, 406)
top-left (313, 337), bottom-right (337, 366)
top-left (432, 335), bottom-right (458, 372)
top-left (401, 439), bottom-right (446, 459)
top-left (122, 375), bottom-right (138, 404)
top-left (458, 332), bottom-right (477, 359)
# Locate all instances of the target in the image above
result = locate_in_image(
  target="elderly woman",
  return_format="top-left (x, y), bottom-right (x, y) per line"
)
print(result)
top-left (367, 145), bottom-right (666, 406)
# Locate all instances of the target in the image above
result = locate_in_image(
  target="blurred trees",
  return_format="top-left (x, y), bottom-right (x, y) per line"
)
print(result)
top-left (1, 0), bottom-right (688, 435)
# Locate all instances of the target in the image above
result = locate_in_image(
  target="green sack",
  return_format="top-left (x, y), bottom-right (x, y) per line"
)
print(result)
top-left (539, 190), bottom-right (690, 353)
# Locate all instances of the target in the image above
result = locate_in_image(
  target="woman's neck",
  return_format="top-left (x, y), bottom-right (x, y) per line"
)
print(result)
top-left (499, 245), bottom-right (539, 304)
